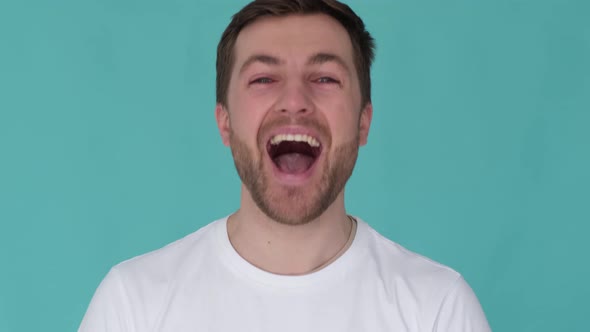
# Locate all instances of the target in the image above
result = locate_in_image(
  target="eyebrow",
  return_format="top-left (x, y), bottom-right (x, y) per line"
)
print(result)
top-left (307, 52), bottom-right (350, 73)
top-left (238, 52), bottom-right (351, 75)
top-left (239, 54), bottom-right (282, 74)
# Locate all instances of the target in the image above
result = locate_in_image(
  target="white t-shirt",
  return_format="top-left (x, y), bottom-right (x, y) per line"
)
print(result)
top-left (79, 217), bottom-right (491, 332)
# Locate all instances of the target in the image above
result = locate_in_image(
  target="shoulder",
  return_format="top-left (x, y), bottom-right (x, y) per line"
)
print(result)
top-left (359, 218), bottom-right (461, 287)
top-left (113, 218), bottom-right (224, 282)
top-left (356, 218), bottom-right (490, 331)
top-left (79, 218), bottom-right (226, 331)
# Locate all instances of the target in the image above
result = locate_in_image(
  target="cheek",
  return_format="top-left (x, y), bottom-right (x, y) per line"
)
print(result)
top-left (332, 118), bottom-right (359, 146)
top-left (228, 96), bottom-right (268, 146)
top-left (321, 100), bottom-right (360, 143)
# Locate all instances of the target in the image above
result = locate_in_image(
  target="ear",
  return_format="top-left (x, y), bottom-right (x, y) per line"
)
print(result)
top-left (215, 103), bottom-right (231, 146)
top-left (359, 102), bottom-right (373, 146)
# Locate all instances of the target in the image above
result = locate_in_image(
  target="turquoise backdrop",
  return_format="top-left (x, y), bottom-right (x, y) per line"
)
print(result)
top-left (1, 0), bottom-right (588, 331)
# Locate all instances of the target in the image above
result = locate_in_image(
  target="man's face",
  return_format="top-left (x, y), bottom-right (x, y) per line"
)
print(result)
top-left (216, 14), bottom-right (372, 225)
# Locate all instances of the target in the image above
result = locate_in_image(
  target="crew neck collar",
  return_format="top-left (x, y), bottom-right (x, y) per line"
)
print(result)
top-left (214, 216), bottom-right (369, 291)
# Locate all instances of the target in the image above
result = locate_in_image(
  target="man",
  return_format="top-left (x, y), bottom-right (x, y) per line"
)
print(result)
top-left (80, 0), bottom-right (491, 331)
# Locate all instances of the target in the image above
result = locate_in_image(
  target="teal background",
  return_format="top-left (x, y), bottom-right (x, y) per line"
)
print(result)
top-left (0, 0), bottom-right (588, 331)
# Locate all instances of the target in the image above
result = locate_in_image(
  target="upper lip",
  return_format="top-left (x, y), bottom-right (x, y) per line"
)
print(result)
top-left (263, 126), bottom-right (324, 147)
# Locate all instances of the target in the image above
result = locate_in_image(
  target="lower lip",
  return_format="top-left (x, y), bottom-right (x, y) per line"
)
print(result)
top-left (267, 153), bottom-right (321, 185)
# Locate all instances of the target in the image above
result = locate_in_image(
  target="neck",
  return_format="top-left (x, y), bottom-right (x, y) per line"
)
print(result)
top-left (227, 187), bottom-right (353, 275)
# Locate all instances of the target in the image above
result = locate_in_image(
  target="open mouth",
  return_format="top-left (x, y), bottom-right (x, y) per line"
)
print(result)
top-left (266, 134), bottom-right (322, 175)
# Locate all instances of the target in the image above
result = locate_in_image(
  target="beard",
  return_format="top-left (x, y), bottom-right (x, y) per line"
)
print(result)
top-left (229, 120), bottom-right (360, 226)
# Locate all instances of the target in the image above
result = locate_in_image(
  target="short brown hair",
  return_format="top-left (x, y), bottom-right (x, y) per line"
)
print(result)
top-left (216, 0), bottom-right (376, 108)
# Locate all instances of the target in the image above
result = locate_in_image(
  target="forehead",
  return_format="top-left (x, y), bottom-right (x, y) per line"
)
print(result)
top-left (233, 14), bottom-right (355, 68)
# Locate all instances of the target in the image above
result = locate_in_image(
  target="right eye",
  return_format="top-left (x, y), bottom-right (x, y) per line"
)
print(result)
top-left (250, 77), bottom-right (274, 84)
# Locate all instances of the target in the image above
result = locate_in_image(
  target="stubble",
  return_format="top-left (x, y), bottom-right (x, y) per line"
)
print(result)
top-left (229, 122), bottom-right (360, 226)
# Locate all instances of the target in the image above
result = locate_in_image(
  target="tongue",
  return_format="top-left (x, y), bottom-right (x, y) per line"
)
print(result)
top-left (274, 153), bottom-right (314, 174)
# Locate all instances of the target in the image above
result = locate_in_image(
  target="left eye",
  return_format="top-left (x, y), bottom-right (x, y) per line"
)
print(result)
top-left (315, 77), bottom-right (340, 84)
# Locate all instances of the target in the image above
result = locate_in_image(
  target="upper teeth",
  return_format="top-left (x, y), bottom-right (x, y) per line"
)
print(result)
top-left (270, 134), bottom-right (320, 147)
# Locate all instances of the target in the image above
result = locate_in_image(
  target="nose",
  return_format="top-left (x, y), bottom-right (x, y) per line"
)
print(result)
top-left (275, 80), bottom-right (314, 115)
